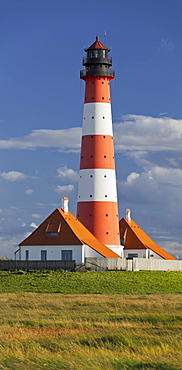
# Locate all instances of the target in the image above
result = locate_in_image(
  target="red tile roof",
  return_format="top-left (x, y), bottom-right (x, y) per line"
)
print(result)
top-left (20, 208), bottom-right (120, 258)
top-left (86, 36), bottom-right (107, 50)
top-left (119, 218), bottom-right (177, 260)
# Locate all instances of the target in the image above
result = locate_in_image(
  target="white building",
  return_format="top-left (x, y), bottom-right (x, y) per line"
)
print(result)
top-left (18, 198), bottom-right (123, 263)
top-left (119, 210), bottom-right (176, 260)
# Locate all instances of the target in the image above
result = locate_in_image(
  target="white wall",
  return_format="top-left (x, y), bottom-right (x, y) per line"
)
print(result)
top-left (123, 248), bottom-right (163, 259)
top-left (20, 244), bottom-right (104, 263)
top-left (107, 245), bottom-right (124, 258)
top-left (84, 244), bottom-right (103, 258)
top-left (20, 245), bottom-right (84, 263)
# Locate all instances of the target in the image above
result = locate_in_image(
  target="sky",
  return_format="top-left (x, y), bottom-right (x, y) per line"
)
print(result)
top-left (0, 0), bottom-right (182, 259)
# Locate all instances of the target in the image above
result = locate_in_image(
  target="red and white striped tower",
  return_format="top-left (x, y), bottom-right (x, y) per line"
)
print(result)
top-left (77, 36), bottom-right (120, 250)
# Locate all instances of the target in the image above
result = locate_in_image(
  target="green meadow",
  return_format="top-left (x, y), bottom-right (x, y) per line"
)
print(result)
top-left (0, 270), bottom-right (182, 294)
top-left (0, 271), bottom-right (182, 369)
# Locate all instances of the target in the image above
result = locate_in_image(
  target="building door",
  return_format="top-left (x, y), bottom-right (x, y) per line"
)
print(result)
top-left (61, 250), bottom-right (72, 261)
top-left (41, 250), bottom-right (47, 261)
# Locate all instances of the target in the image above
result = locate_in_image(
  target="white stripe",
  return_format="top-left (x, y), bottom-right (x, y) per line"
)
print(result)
top-left (77, 168), bottom-right (118, 202)
top-left (82, 103), bottom-right (113, 136)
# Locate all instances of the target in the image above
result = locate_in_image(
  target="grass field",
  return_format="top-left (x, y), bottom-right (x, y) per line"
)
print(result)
top-left (0, 293), bottom-right (182, 370)
top-left (0, 271), bottom-right (182, 369)
top-left (0, 270), bottom-right (182, 294)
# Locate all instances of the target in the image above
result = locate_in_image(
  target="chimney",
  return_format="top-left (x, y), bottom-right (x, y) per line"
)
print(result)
top-left (126, 209), bottom-right (131, 222)
top-left (62, 197), bottom-right (69, 213)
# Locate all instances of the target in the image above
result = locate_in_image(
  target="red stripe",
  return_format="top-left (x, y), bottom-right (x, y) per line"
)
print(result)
top-left (80, 135), bottom-right (115, 169)
top-left (77, 201), bottom-right (120, 245)
top-left (83, 76), bottom-right (111, 103)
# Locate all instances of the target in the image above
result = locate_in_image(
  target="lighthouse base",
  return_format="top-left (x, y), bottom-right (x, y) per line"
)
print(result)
top-left (106, 245), bottom-right (124, 258)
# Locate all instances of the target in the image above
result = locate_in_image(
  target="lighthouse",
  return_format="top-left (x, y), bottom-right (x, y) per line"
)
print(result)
top-left (77, 36), bottom-right (121, 253)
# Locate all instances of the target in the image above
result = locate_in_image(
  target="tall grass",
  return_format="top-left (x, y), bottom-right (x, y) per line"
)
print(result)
top-left (0, 293), bottom-right (181, 369)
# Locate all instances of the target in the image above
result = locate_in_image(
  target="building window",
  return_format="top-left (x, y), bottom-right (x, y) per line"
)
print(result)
top-left (61, 250), bottom-right (72, 261)
top-left (128, 253), bottom-right (138, 259)
top-left (46, 223), bottom-right (61, 237)
top-left (41, 250), bottom-right (47, 261)
top-left (25, 250), bottom-right (29, 261)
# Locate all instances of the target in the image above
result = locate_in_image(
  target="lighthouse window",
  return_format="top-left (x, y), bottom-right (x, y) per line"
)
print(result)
top-left (103, 136), bottom-right (106, 138)
top-left (92, 97), bottom-right (94, 99)
top-left (103, 117), bottom-right (105, 119)
top-left (104, 175), bottom-right (107, 178)
top-left (105, 195), bottom-right (107, 198)
top-left (102, 81), bottom-right (104, 84)
top-left (90, 195), bottom-right (92, 198)
top-left (89, 214), bottom-right (92, 216)
top-left (106, 214), bottom-right (108, 217)
top-left (91, 155), bottom-right (93, 158)
top-left (92, 116), bottom-right (94, 119)
top-left (106, 232), bottom-right (109, 234)
top-left (104, 155), bottom-right (106, 158)
top-left (102, 97), bottom-right (105, 100)
top-left (90, 175), bottom-right (93, 178)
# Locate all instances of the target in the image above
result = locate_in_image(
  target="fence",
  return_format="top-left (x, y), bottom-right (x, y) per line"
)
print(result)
top-left (82, 258), bottom-right (182, 271)
top-left (0, 260), bottom-right (75, 271)
top-left (0, 258), bottom-right (181, 272)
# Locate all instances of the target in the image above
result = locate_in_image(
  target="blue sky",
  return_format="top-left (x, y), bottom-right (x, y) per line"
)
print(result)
top-left (1, 0), bottom-right (182, 259)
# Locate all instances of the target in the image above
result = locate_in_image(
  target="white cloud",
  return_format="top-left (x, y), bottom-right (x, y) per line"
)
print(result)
top-left (57, 166), bottom-right (78, 181)
top-left (30, 222), bottom-right (38, 228)
top-left (114, 115), bottom-right (182, 152)
top-left (158, 240), bottom-right (182, 260)
top-left (0, 128), bottom-right (81, 151)
top-left (54, 184), bottom-right (74, 193)
top-left (0, 115), bottom-right (181, 155)
top-left (119, 166), bottom-right (182, 213)
top-left (25, 189), bottom-right (33, 195)
top-left (0, 171), bottom-right (27, 181)
top-left (31, 213), bottom-right (41, 218)
top-left (159, 37), bottom-right (175, 52)
top-left (126, 172), bottom-right (140, 184)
